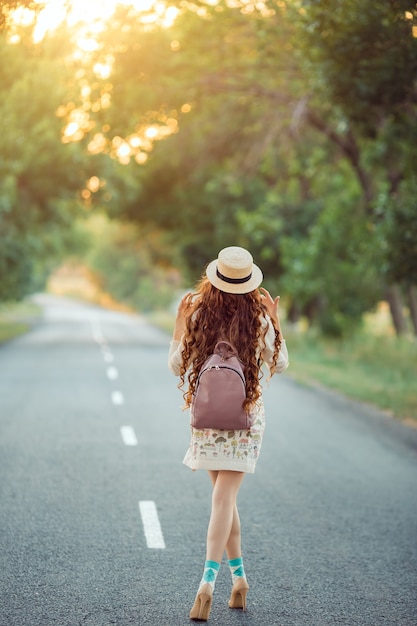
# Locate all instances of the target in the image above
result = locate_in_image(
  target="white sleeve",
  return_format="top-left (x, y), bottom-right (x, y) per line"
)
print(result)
top-left (168, 339), bottom-right (184, 376)
top-left (274, 340), bottom-right (289, 373)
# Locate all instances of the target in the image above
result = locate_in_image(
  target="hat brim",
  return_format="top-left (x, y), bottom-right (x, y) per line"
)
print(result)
top-left (205, 259), bottom-right (263, 294)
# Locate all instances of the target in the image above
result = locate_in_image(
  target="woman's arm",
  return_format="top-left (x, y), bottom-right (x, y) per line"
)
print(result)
top-left (260, 287), bottom-right (284, 339)
top-left (172, 292), bottom-right (193, 340)
top-left (168, 292), bottom-right (193, 375)
top-left (168, 339), bottom-right (183, 375)
top-left (260, 287), bottom-right (289, 374)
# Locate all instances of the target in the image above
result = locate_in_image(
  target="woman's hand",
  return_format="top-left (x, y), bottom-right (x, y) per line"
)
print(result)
top-left (260, 287), bottom-right (280, 322)
top-left (173, 292), bottom-right (193, 340)
top-left (260, 287), bottom-right (284, 338)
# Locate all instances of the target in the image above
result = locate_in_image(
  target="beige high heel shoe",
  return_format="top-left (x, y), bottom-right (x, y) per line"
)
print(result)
top-left (189, 583), bottom-right (213, 621)
top-left (228, 578), bottom-right (249, 611)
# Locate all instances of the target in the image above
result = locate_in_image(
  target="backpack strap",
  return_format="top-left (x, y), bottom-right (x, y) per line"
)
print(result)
top-left (214, 340), bottom-right (239, 361)
top-left (213, 339), bottom-right (243, 366)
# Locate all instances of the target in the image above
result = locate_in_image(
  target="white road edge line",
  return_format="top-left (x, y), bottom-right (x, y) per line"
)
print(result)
top-left (139, 501), bottom-right (166, 549)
top-left (111, 391), bottom-right (124, 405)
top-left (120, 426), bottom-right (138, 446)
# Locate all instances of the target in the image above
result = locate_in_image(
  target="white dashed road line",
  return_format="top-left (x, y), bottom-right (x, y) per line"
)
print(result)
top-left (120, 426), bottom-right (138, 446)
top-left (107, 366), bottom-right (119, 380)
top-left (102, 350), bottom-right (114, 363)
top-left (91, 321), bottom-right (105, 345)
top-left (139, 501), bottom-right (166, 549)
top-left (111, 390), bottom-right (124, 405)
top-left (92, 320), bottom-right (165, 549)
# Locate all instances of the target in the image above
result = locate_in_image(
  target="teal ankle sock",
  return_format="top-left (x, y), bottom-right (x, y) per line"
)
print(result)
top-left (228, 557), bottom-right (246, 584)
top-left (199, 560), bottom-right (220, 591)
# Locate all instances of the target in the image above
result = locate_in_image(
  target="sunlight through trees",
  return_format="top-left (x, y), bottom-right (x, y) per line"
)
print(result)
top-left (1, 0), bottom-right (416, 335)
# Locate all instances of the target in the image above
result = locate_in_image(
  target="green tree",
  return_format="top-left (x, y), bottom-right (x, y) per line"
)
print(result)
top-left (0, 27), bottom-right (90, 300)
top-left (10, 0), bottom-right (412, 334)
top-left (291, 0), bottom-right (417, 332)
top-left (85, 215), bottom-right (181, 311)
top-left (79, 1), bottom-right (305, 282)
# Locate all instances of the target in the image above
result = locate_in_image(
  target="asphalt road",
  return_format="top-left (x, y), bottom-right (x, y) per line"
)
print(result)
top-left (1, 294), bottom-right (416, 626)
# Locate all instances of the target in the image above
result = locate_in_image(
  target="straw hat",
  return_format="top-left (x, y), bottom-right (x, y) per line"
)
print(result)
top-left (205, 246), bottom-right (263, 294)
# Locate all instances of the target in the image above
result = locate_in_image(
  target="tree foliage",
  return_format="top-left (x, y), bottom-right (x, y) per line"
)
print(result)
top-left (0, 26), bottom-right (89, 299)
top-left (0, 0), bottom-right (39, 31)
top-left (85, 215), bottom-right (181, 312)
top-left (1, 0), bottom-right (416, 334)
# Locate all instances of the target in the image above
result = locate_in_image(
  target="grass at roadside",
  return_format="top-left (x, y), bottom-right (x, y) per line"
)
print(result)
top-left (0, 301), bottom-right (42, 344)
top-left (286, 331), bottom-right (417, 423)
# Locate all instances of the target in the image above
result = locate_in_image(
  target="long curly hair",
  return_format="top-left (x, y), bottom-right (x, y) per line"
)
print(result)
top-left (179, 277), bottom-right (281, 411)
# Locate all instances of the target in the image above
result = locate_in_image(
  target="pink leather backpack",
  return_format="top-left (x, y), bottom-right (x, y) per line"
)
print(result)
top-left (191, 341), bottom-right (254, 430)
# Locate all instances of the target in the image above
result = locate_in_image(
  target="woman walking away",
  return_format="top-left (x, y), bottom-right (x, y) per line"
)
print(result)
top-left (168, 246), bottom-right (289, 621)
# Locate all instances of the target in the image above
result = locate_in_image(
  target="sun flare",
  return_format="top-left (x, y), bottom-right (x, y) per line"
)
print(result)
top-left (10, 0), bottom-right (179, 44)
top-left (8, 0), bottom-right (181, 166)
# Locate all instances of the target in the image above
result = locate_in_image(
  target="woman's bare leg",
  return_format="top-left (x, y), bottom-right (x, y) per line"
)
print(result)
top-left (189, 470), bottom-right (247, 618)
top-left (208, 471), bottom-right (242, 560)
top-left (226, 505), bottom-right (242, 560)
top-left (205, 472), bottom-right (249, 610)
top-left (205, 470), bottom-right (245, 563)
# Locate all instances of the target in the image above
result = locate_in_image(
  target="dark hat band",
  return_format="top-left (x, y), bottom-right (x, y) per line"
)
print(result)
top-left (216, 267), bottom-right (252, 285)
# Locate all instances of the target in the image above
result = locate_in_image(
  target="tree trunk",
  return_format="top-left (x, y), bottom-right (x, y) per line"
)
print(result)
top-left (306, 109), bottom-right (374, 212)
top-left (385, 284), bottom-right (407, 336)
top-left (407, 285), bottom-right (417, 337)
top-left (287, 300), bottom-right (301, 324)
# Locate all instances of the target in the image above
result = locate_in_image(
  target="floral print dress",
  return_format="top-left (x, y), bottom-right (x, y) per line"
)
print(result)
top-left (181, 399), bottom-right (266, 473)
top-left (168, 317), bottom-right (289, 474)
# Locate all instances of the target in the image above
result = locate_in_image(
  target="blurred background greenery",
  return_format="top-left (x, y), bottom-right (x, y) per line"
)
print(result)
top-left (1, 0), bottom-right (416, 419)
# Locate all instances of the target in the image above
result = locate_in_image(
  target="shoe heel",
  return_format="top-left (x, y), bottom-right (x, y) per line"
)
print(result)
top-left (228, 580), bottom-right (249, 611)
top-left (190, 584), bottom-right (213, 621)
